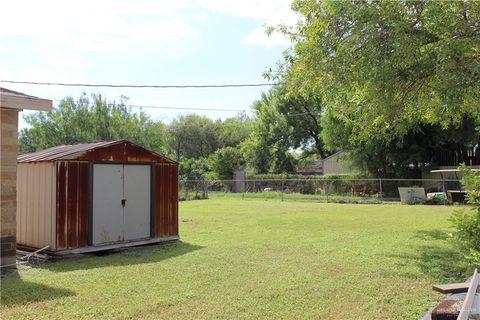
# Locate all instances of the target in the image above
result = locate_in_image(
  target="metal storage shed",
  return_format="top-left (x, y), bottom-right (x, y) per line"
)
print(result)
top-left (16, 140), bottom-right (179, 254)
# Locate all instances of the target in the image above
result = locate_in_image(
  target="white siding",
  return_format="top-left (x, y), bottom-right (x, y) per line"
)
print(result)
top-left (17, 162), bottom-right (55, 249)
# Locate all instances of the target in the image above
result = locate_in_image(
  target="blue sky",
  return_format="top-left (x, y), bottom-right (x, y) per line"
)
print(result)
top-left (0, 0), bottom-right (297, 129)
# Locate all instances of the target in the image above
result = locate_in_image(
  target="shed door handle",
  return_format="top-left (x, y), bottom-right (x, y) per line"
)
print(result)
top-left (121, 199), bottom-right (126, 207)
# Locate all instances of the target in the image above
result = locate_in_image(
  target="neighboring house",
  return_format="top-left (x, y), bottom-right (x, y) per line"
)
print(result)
top-left (296, 151), bottom-right (352, 176)
top-left (233, 164), bottom-right (246, 193)
top-left (296, 160), bottom-right (324, 175)
top-left (0, 87), bottom-right (52, 268)
top-left (322, 151), bottom-right (351, 175)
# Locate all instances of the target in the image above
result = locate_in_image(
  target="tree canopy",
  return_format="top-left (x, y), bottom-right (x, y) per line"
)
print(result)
top-left (241, 91), bottom-right (296, 174)
top-left (167, 114), bottom-right (220, 161)
top-left (18, 1), bottom-right (480, 179)
top-left (19, 94), bottom-right (168, 155)
top-left (277, 0), bottom-right (480, 142)
top-left (19, 94), bottom-right (255, 179)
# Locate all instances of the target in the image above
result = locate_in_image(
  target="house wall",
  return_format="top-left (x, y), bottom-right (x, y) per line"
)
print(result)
top-left (0, 109), bottom-right (19, 266)
top-left (233, 168), bottom-right (246, 193)
top-left (323, 151), bottom-right (351, 175)
top-left (17, 163), bottom-right (55, 249)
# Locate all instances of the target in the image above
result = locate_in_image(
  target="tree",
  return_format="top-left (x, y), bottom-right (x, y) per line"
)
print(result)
top-left (167, 115), bottom-right (220, 161)
top-left (322, 110), bottom-right (479, 177)
top-left (217, 113), bottom-right (253, 148)
top-left (208, 147), bottom-right (244, 180)
top-left (19, 94), bottom-right (168, 155)
top-left (179, 158), bottom-right (211, 180)
top-left (275, 86), bottom-right (327, 158)
top-left (274, 0), bottom-right (480, 143)
top-left (241, 91), bottom-right (296, 174)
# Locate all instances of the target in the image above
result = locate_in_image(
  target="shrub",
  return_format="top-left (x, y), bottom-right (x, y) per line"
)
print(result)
top-left (449, 166), bottom-right (480, 268)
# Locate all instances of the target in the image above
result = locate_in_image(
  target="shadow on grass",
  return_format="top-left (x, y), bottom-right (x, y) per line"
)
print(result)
top-left (43, 241), bottom-right (204, 273)
top-left (413, 229), bottom-right (450, 241)
top-left (1, 275), bottom-right (75, 306)
top-left (391, 229), bottom-right (467, 282)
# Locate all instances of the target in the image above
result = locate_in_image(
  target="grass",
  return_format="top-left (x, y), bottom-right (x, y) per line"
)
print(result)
top-left (0, 199), bottom-right (468, 319)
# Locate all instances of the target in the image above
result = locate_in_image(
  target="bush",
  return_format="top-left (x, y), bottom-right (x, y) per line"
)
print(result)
top-left (449, 166), bottom-right (480, 268)
top-left (208, 147), bottom-right (243, 181)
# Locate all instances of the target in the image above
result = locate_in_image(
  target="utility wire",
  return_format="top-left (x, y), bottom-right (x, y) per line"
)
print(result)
top-left (0, 79), bottom-right (280, 89)
top-left (49, 98), bottom-right (314, 115)
top-left (49, 99), bottom-right (252, 112)
top-left (126, 104), bottom-right (251, 112)
top-left (55, 100), bottom-right (311, 115)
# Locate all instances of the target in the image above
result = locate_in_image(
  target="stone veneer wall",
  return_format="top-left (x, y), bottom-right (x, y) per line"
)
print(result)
top-left (1, 108), bottom-right (19, 267)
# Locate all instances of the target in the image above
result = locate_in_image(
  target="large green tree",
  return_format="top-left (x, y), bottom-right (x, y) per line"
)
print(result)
top-left (19, 94), bottom-right (168, 155)
top-left (167, 114), bottom-right (221, 161)
top-left (241, 91), bottom-right (296, 174)
top-left (208, 147), bottom-right (244, 180)
top-left (217, 113), bottom-right (253, 149)
top-left (275, 86), bottom-right (327, 158)
top-left (322, 111), bottom-right (479, 177)
top-left (276, 0), bottom-right (480, 142)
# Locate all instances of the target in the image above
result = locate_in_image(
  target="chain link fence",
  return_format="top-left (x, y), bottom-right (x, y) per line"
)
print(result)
top-left (180, 178), bottom-right (465, 205)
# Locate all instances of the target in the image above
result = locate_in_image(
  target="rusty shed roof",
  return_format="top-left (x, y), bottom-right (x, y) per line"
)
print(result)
top-left (18, 140), bottom-right (177, 164)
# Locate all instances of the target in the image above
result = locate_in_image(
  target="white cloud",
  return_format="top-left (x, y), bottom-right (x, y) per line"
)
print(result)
top-left (0, 0), bottom-right (297, 54)
top-left (0, 0), bottom-right (297, 89)
top-left (194, 0), bottom-right (298, 48)
top-left (194, 0), bottom-right (297, 22)
top-left (0, 0), bottom-right (201, 54)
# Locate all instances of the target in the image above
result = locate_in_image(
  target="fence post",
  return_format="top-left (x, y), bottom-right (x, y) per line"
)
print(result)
top-left (242, 180), bottom-right (245, 200)
top-left (442, 176), bottom-right (446, 205)
top-left (281, 180), bottom-right (285, 202)
top-left (326, 181), bottom-right (329, 203)
top-left (379, 178), bottom-right (383, 202)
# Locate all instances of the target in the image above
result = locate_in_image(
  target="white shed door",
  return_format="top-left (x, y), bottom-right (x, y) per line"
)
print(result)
top-left (124, 165), bottom-right (151, 241)
top-left (92, 164), bottom-right (151, 245)
top-left (92, 164), bottom-right (124, 245)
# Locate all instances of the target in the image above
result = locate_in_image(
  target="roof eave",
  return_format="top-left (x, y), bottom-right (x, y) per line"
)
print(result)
top-left (0, 93), bottom-right (52, 111)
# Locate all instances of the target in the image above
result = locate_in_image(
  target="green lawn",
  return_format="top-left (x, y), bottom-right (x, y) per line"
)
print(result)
top-left (0, 199), bottom-right (468, 319)
top-left (208, 191), bottom-right (380, 203)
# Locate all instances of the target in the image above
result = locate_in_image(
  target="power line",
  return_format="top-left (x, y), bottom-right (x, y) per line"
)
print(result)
top-left (126, 104), bottom-right (251, 112)
top-left (49, 99), bottom-right (316, 115)
top-left (0, 79), bottom-right (280, 89)
top-left (49, 99), bottom-right (252, 112)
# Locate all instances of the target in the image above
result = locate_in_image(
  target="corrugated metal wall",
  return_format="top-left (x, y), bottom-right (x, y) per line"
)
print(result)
top-left (17, 163), bottom-right (55, 249)
top-left (56, 161), bottom-right (89, 249)
top-left (155, 163), bottom-right (178, 237)
top-left (55, 161), bottom-right (179, 249)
